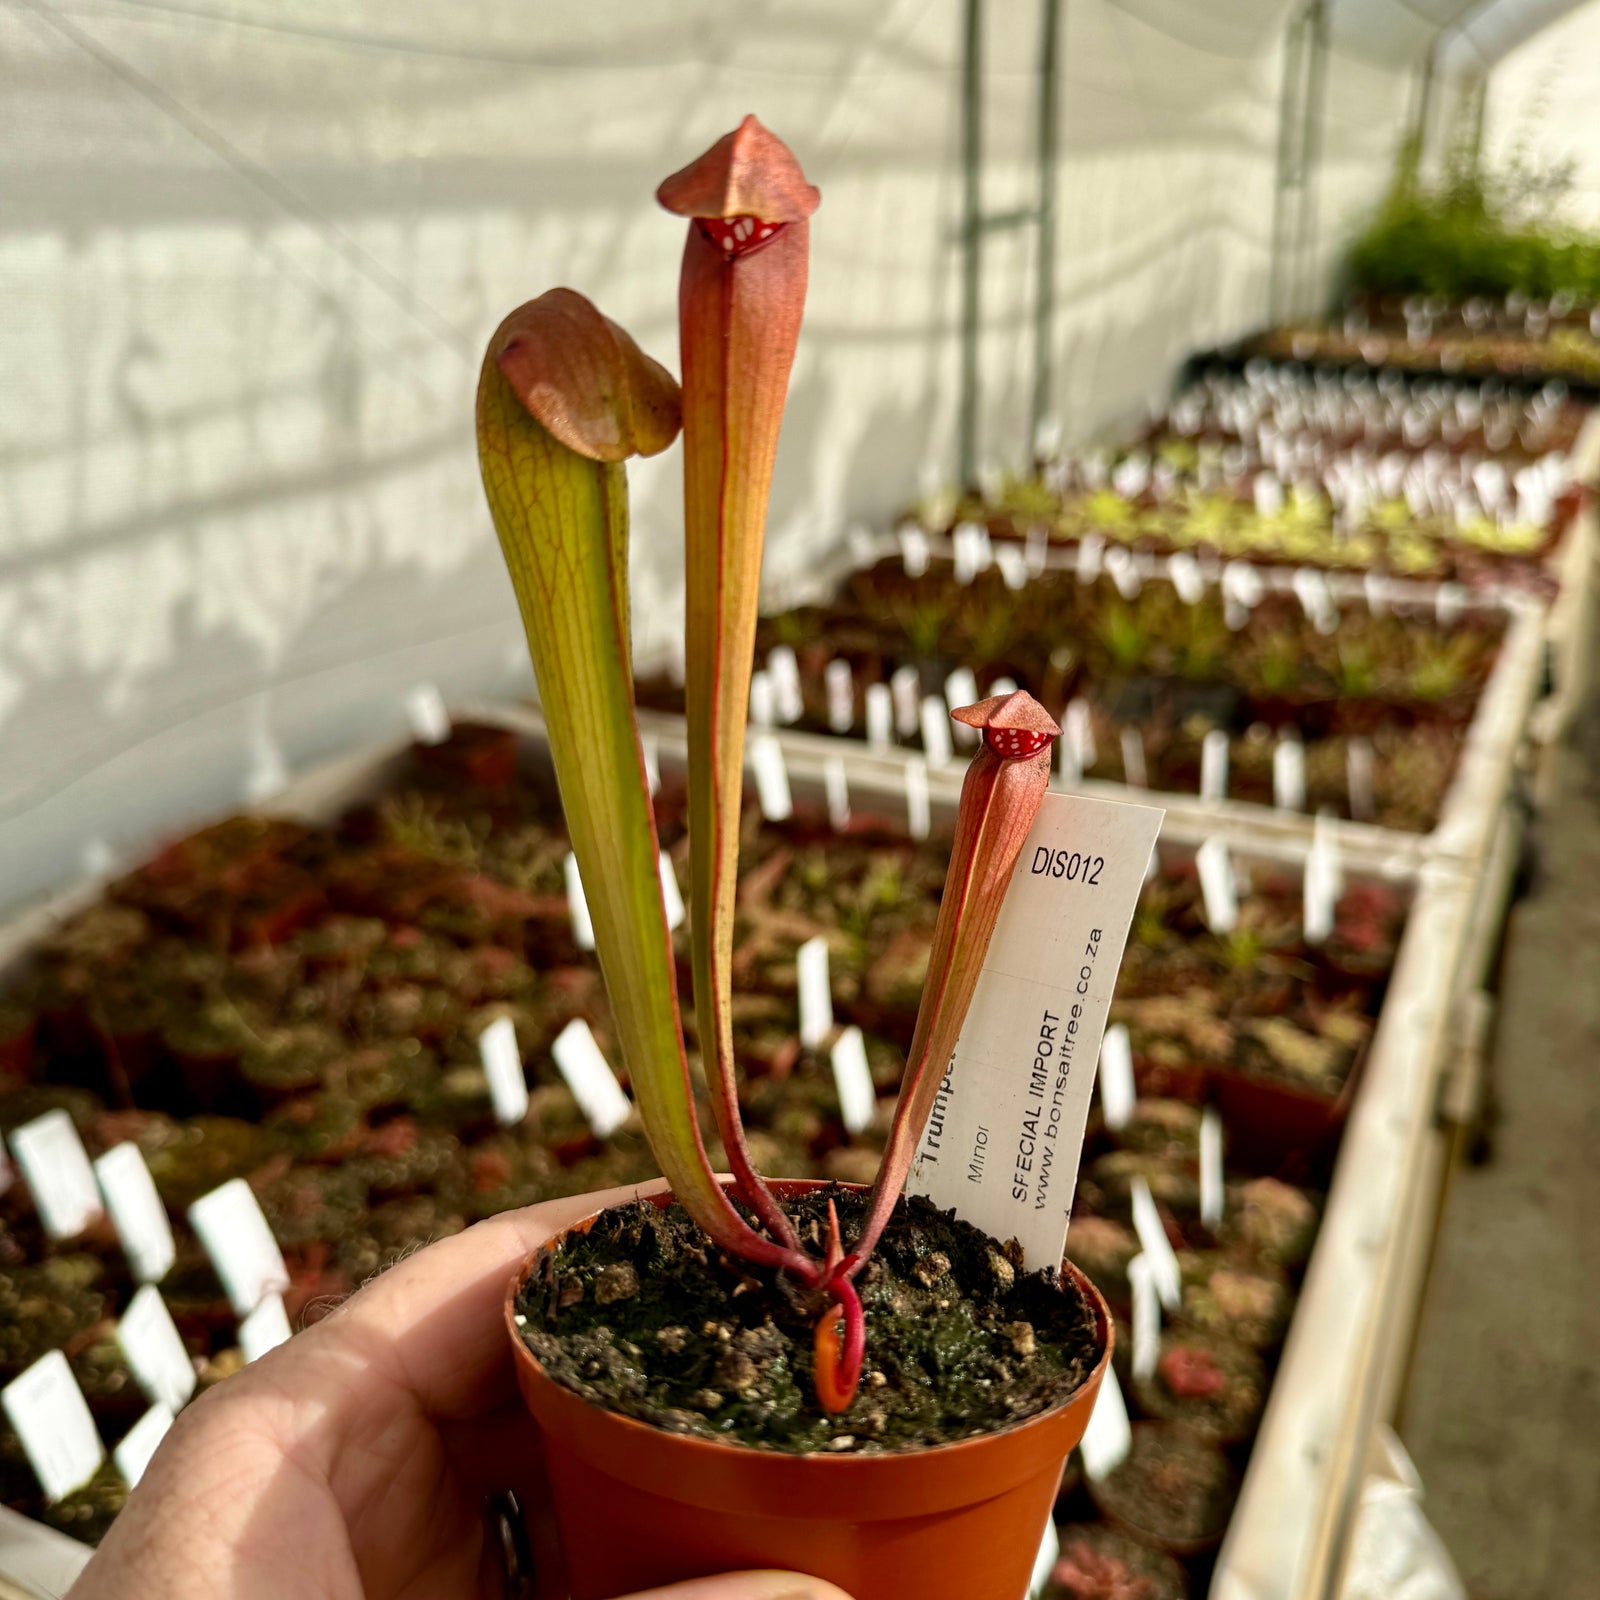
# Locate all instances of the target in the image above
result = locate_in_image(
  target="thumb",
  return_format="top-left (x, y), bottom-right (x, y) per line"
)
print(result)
top-left (625, 1575), bottom-right (855, 1600)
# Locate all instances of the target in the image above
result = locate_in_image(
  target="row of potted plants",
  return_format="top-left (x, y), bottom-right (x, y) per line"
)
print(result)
top-left (631, 554), bottom-right (1503, 832)
top-left (0, 719), bottom-right (1397, 1565)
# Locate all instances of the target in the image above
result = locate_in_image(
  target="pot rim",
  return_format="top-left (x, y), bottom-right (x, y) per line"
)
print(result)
top-left (504, 1176), bottom-right (1112, 1473)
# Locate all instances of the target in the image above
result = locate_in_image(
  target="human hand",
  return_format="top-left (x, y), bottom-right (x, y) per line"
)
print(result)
top-left (67, 1179), bottom-right (851, 1600)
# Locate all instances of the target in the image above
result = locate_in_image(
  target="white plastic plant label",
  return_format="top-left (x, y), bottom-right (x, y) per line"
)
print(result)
top-left (1347, 738), bottom-right (1376, 822)
top-left (117, 1285), bottom-right (197, 1414)
top-left (1065, 699), bottom-right (1096, 773)
top-left (1105, 546), bottom-right (1141, 600)
top-left (1200, 1107), bottom-right (1225, 1227)
top-left (1168, 551), bottom-right (1205, 605)
top-left (824, 755), bottom-right (851, 831)
top-left (749, 732), bottom-right (793, 822)
top-left (10, 1110), bottom-right (103, 1240)
top-left (641, 733), bottom-right (661, 796)
top-left (1435, 583), bottom-right (1467, 628)
top-left (1075, 533), bottom-right (1105, 585)
top-left (1273, 735), bottom-right (1306, 813)
top-left (94, 1143), bottom-right (176, 1285)
top-left (748, 670), bottom-right (776, 728)
top-left (890, 666), bottom-right (921, 738)
top-left (991, 677), bottom-right (1019, 697)
top-left (1128, 1254), bottom-right (1160, 1382)
top-left (830, 1026), bottom-right (877, 1136)
top-left (1199, 730), bottom-right (1229, 803)
top-left (952, 522), bottom-right (984, 585)
top-left (766, 646), bottom-right (804, 724)
top-left (1120, 728), bottom-right (1148, 790)
top-left (405, 682), bottom-right (450, 746)
top-left (1129, 1178), bottom-right (1182, 1310)
top-left (551, 1019), bottom-right (632, 1139)
top-left (239, 1293), bottom-right (292, 1365)
top-left (2, 1351), bottom-right (103, 1502)
top-left (824, 659), bottom-right (855, 733)
top-left (1252, 471), bottom-right (1284, 518)
top-left (904, 758), bottom-right (932, 841)
top-left (478, 1014), bottom-right (530, 1126)
top-left (114, 1402), bottom-right (175, 1489)
top-left (796, 936), bottom-right (834, 1049)
top-left (190, 1179), bottom-right (289, 1317)
top-left (1303, 823), bottom-right (1344, 945)
top-left (1079, 1365), bottom-right (1132, 1482)
top-left (658, 851), bottom-right (685, 932)
top-left (1029, 1516), bottom-right (1060, 1599)
top-left (243, 725), bottom-right (289, 805)
top-left (920, 696), bottom-right (953, 770)
top-left (1056, 732), bottom-right (1082, 788)
top-left (1024, 525), bottom-right (1050, 577)
top-left (865, 683), bottom-right (893, 751)
top-left (906, 790), bottom-right (1163, 1270)
top-left (1221, 559), bottom-right (1263, 630)
top-left (995, 545), bottom-right (1028, 592)
top-left (1195, 838), bottom-right (1238, 934)
top-left (1097, 1024), bottom-right (1136, 1130)
top-left (563, 852), bottom-right (596, 951)
top-left (897, 524), bottom-right (930, 578)
top-left (945, 668), bottom-right (980, 747)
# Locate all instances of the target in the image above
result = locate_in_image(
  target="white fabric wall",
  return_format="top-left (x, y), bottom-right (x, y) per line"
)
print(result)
top-left (1484, 0), bottom-right (1600, 229)
top-left (0, 0), bottom-right (1413, 914)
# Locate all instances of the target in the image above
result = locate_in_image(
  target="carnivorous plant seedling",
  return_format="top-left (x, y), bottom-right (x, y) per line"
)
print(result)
top-left (477, 117), bottom-right (1059, 1416)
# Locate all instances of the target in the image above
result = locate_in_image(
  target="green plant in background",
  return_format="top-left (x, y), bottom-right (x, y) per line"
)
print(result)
top-left (1097, 596), bottom-right (1149, 674)
top-left (1345, 131), bottom-right (1600, 303)
top-left (477, 118), bottom-right (1062, 1415)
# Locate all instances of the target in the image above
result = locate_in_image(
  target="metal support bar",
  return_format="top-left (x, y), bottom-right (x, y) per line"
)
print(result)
top-left (957, 0), bottom-right (983, 488)
top-left (1030, 0), bottom-right (1063, 451)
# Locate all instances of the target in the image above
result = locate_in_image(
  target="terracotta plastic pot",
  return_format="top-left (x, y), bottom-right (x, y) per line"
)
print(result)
top-left (506, 1178), bottom-right (1112, 1600)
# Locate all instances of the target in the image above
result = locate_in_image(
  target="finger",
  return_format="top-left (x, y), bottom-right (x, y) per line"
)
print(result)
top-left (627, 1576), bottom-right (855, 1600)
top-left (299, 1177), bottom-right (673, 1422)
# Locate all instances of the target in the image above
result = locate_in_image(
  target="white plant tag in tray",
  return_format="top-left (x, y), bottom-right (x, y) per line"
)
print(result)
top-left (1167, 551), bottom-right (1205, 605)
top-left (658, 851), bottom-right (685, 932)
top-left (1435, 583), bottom-right (1467, 628)
top-left (114, 1402), bottom-right (174, 1489)
top-left (865, 683), bottom-right (893, 751)
top-left (1097, 1024), bottom-right (1136, 1130)
top-left (920, 696), bottom-right (953, 770)
top-left (2, 1351), bottom-right (102, 1502)
top-left (767, 646), bottom-right (804, 724)
top-left (563, 852), bottom-right (596, 951)
top-left (890, 666), bottom-right (921, 738)
top-left (1119, 728), bottom-right (1148, 790)
top-left (906, 791), bottom-right (1163, 1270)
top-left (189, 1178), bottom-right (288, 1317)
top-left (1303, 823), bottom-right (1343, 945)
top-left (1030, 1517), bottom-right (1060, 1599)
top-left (1199, 1106), bottom-right (1225, 1227)
top-left (995, 545), bottom-right (1028, 591)
top-left (1065, 699), bottom-right (1097, 774)
top-left (1128, 1253), bottom-right (1161, 1381)
top-left (1129, 1177), bottom-right (1182, 1309)
top-left (1079, 1365), bottom-right (1132, 1481)
top-left (117, 1284), bottom-right (197, 1414)
top-left (10, 1110), bottom-right (103, 1240)
top-left (551, 1019), bottom-right (632, 1139)
top-left (239, 1293), bottom-right (292, 1364)
top-left (404, 682), bottom-right (450, 745)
top-left (904, 757), bottom-right (932, 841)
top-left (796, 936), bottom-right (834, 1049)
top-left (1075, 533), bottom-right (1105, 585)
top-left (479, 1014), bottom-right (530, 1126)
top-left (1105, 546), bottom-right (1141, 599)
top-left (945, 668), bottom-right (980, 745)
top-left (1199, 730), bottom-right (1229, 803)
top-left (1273, 735), bottom-right (1306, 813)
top-left (749, 732), bottom-right (793, 822)
top-left (830, 1025), bottom-right (877, 1136)
top-left (824, 755), bottom-right (851, 831)
top-left (95, 1143), bottom-right (176, 1284)
top-left (641, 732), bottom-right (661, 796)
top-left (952, 522), bottom-right (986, 585)
top-left (1024, 525), bottom-right (1050, 576)
top-left (1194, 838), bottom-right (1238, 934)
top-left (825, 659), bottom-right (855, 733)
top-left (897, 522), bottom-right (930, 578)
top-left (748, 669), bottom-right (776, 728)
top-left (1347, 738), bottom-right (1376, 822)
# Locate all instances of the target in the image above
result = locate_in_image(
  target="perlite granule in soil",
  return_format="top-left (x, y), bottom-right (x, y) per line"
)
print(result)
top-left (515, 1186), bottom-right (1100, 1454)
